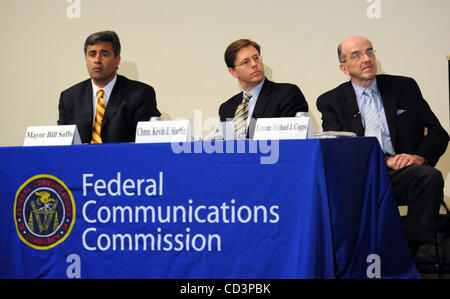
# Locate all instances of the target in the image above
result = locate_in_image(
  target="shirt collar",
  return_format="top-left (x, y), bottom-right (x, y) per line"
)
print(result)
top-left (244, 77), bottom-right (265, 99)
top-left (91, 75), bottom-right (117, 98)
top-left (351, 78), bottom-right (379, 100)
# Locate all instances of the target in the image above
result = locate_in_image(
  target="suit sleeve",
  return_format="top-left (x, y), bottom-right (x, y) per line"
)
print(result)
top-left (316, 94), bottom-right (343, 132)
top-left (218, 96), bottom-right (240, 122)
top-left (278, 85), bottom-right (308, 117)
top-left (409, 78), bottom-right (449, 166)
top-left (218, 104), bottom-right (225, 122)
top-left (134, 85), bottom-right (160, 123)
top-left (57, 92), bottom-right (68, 125)
top-left (218, 102), bottom-right (230, 122)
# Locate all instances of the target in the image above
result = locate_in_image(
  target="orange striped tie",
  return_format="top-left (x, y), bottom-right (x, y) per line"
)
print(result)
top-left (91, 89), bottom-right (105, 144)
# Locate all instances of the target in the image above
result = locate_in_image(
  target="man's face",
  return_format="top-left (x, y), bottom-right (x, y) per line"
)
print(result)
top-left (85, 42), bottom-right (120, 87)
top-left (339, 36), bottom-right (377, 87)
top-left (228, 45), bottom-right (265, 91)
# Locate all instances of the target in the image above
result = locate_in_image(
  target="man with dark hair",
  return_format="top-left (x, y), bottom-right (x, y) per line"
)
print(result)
top-left (58, 30), bottom-right (160, 143)
top-left (84, 30), bottom-right (121, 57)
top-left (219, 39), bottom-right (308, 138)
top-left (316, 35), bottom-right (449, 257)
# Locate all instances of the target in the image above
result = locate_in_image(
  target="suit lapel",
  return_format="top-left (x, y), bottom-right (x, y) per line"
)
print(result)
top-left (343, 82), bottom-right (364, 136)
top-left (230, 92), bottom-right (243, 117)
top-left (102, 75), bottom-right (123, 128)
top-left (80, 81), bottom-right (94, 142)
top-left (84, 81), bottom-right (94, 124)
top-left (377, 76), bottom-right (398, 147)
top-left (251, 78), bottom-right (272, 119)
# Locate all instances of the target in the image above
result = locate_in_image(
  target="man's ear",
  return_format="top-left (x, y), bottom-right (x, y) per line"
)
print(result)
top-left (115, 55), bottom-right (121, 69)
top-left (339, 63), bottom-right (349, 75)
top-left (228, 67), bottom-right (238, 78)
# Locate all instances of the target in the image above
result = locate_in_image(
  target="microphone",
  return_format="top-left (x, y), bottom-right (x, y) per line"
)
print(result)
top-left (353, 111), bottom-right (361, 118)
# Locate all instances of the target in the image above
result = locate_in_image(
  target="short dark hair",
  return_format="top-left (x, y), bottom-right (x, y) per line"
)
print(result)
top-left (224, 39), bottom-right (261, 68)
top-left (84, 31), bottom-right (121, 57)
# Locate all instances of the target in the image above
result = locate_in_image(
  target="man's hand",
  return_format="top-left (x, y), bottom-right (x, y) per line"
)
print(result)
top-left (386, 154), bottom-right (425, 171)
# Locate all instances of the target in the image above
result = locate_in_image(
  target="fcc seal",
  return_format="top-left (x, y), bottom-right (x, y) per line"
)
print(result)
top-left (14, 175), bottom-right (75, 250)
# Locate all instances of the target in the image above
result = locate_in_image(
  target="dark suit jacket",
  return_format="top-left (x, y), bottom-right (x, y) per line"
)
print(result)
top-left (58, 75), bottom-right (160, 143)
top-left (316, 74), bottom-right (449, 166)
top-left (219, 78), bottom-right (308, 138)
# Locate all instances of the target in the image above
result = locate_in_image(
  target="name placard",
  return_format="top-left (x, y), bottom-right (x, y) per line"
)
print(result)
top-left (135, 120), bottom-right (191, 143)
top-left (23, 125), bottom-right (81, 146)
top-left (252, 117), bottom-right (313, 140)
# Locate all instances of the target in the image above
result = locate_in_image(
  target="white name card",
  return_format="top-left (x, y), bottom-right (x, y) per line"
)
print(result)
top-left (135, 120), bottom-right (191, 143)
top-left (252, 117), bottom-right (313, 140)
top-left (23, 125), bottom-right (81, 146)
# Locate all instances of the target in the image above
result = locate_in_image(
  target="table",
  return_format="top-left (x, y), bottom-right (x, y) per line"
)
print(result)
top-left (0, 138), bottom-right (419, 278)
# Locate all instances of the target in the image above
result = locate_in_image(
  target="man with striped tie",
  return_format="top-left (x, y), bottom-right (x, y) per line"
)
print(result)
top-left (58, 31), bottom-right (160, 143)
top-left (316, 36), bottom-right (449, 259)
top-left (219, 39), bottom-right (308, 139)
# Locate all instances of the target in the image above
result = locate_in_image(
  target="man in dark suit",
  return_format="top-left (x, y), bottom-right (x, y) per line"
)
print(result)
top-left (58, 31), bottom-right (160, 143)
top-left (219, 39), bottom-right (308, 138)
top-left (317, 36), bottom-right (449, 256)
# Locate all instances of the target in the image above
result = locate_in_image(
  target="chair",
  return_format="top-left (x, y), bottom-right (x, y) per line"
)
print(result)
top-left (399, 201), bottom-right (449, 278)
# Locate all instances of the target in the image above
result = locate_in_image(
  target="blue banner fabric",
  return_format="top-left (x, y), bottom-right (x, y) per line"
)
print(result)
top-left (0, 139), bottom-right (418, 278)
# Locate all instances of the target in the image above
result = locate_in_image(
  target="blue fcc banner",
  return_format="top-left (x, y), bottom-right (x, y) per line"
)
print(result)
top-left (0, 139), bottom-right (419, 278)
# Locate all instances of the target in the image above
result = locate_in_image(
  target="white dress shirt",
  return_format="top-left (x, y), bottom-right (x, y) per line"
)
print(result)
top-left (243, 77), bottom-right (265, 127)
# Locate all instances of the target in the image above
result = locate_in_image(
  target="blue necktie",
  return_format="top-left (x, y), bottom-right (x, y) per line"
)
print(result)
top-left (364, 89), bottom-right (383, 148)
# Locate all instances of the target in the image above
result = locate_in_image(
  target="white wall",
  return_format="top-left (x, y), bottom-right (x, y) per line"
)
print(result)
top-left (1, 0), bottom-right (449, 205)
